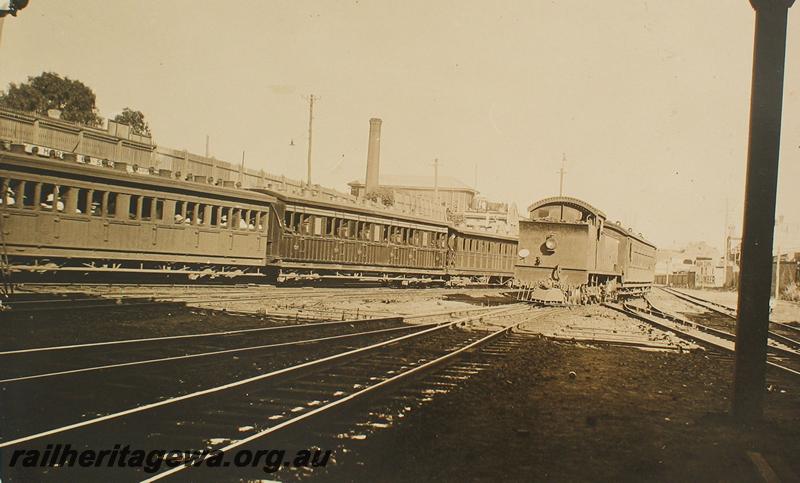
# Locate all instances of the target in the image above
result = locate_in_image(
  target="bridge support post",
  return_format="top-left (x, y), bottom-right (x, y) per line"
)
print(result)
top-left (732, 0), bottom-right (794, 422)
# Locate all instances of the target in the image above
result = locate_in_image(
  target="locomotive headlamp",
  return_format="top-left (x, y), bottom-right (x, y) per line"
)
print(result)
top-left (545, 235), bottom-right (557, 251)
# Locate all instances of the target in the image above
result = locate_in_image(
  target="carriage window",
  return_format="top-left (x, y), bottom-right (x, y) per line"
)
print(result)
top-left (153, 199), bottom-right (164, 222)
top-left (140, 197), bottom-right (153, 220)
top-left (299, 214), bottom-right (312, 235)
top-left (358, 222), bottom-right (370, 240)
top-left (313, 216), bottom-right (324, 236)
top-left (233, 208), bottom-right (245, 230)
top-left (284, 210), bottom-right (293, 230)
top-left (209, 205), bottom-right (219, 226)
top-left (195, 203), bottom-right (207, 225)
top-left (74, 189), bottom-right (87, 215)
top-left (373, 224), bottom-right (382, 242)
top-left (183, 201), bottom-right (198, 225)
top-left (3, 179), bottom-right (20, 208)
top-left (129, 195), bottom-right (141, 220)
top-left (335, 219), bottom-right (343, 238)
top-left (105, 192), bottom-right (118, 218)
top-left (20, 181), bottom-right (36, 209)
top-left (0, 178), bottom-right (12, 207)
top-left (220, 207), bottom-right (231, 227)
top-left (172, 201), bottom-right (186, 224)
top-left (87, 191), bottom-right (101, 216)
top-left (38, 183), bottom-right (61, 211)
top-left (2, 179), bottom-right (19, 207)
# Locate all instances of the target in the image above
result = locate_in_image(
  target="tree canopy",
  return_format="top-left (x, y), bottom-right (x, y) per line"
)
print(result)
top-left (0, 72), bottom-right (103, 126)
top-left (113, 108), bottom-right (151, 136)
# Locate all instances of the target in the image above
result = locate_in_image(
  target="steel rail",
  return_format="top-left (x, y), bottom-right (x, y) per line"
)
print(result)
top-left (0, 323), bottom-right (436, 384)
top-left (661, 286), bottom-right (800, 336)
top-left (0, 304), bottom-right (525, 448)
top-left (659, 287), bottom-right (800, 350)
top-left (607, 302), bottom-right (800, 378)
top-left (142, 308), bottom-right (549, 482)
top-left (0, 305), bottom-right (500, 356)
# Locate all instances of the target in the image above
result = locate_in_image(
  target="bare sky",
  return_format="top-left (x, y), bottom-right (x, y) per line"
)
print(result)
top-left (1, 1), bottom-right (798, 251)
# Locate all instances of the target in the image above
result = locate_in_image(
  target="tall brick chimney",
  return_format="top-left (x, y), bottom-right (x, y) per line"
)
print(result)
top-left (365, 118), bottom-right (382, 194)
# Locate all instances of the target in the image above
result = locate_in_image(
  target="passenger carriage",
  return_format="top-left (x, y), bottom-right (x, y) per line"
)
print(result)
top-left (447, 227), bottom-right (517, 285)
top-left (255, 189), bottom-right (450, 284)
top-left (0, 148), bottom-right (275, 278)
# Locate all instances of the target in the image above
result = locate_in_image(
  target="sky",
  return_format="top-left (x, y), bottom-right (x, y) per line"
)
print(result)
top-left (1, 0), bottom-right (799, 252)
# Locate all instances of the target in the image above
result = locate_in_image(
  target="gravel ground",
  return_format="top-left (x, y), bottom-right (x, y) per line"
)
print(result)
top-left (0, 289), bottom-right (512, 350)
top-left (329, 333), bottom-right (800, 482)
top-left (515, 305), bottom-right (698, 351)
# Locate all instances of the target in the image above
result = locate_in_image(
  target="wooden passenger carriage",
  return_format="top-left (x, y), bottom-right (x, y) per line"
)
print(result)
top-left (258, 189), bottom-right (450, 283)
top-left (0, 151), bottom-right (274, 277)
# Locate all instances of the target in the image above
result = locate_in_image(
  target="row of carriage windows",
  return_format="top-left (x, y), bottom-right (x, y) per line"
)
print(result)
top-left (0, 178), bottom-right (267, 232)
top-left (283, 210), bottom-right (514, 255)
top-left (283, 210), bottom-right (447, 248)
top-left (455, 236), bottom-right (515, 256)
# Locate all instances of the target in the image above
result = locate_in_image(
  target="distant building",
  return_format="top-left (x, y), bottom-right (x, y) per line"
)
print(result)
top-left (348, 174), bottom-right (518, 235)
top-left (655, 241), bottom-right (723, 288)
top-left (349, 174), bottom-right (478, 213)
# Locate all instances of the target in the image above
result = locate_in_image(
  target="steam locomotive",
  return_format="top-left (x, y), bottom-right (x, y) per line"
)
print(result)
top-left (514, 196), bottom-right (656, 303)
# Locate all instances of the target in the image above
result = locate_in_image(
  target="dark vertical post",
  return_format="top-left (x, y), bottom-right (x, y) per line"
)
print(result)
top-left (733, 0), bottom-right (794, 422)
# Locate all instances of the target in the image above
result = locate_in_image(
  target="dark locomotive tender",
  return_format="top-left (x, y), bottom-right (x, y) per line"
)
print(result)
top-left (514, 196), bottom-right (656, 302)
top-left (0, 147), bottom-right (516, 284)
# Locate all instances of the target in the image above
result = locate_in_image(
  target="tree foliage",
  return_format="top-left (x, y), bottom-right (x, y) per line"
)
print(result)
top-left (365, 187), bottom-right (395, 207)
top-left (113, 108), bottom-right (151, 136)
top-left (0, 72), bottom-right (103, 126)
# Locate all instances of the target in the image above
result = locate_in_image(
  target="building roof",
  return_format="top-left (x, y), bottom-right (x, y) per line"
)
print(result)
top-left (348, 174), bottom-right (477, 193)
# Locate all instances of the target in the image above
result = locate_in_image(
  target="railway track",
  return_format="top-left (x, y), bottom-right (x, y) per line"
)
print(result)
top-left (0, 306), bottom-right (501, 381)
top-left (658, 287), bottom-right (800, 351)
top-left (2, 286), bottom-right (508, 314)
top-left (1, 305), bottom-right (544, 481)
top-left (607, 300), bottom-right (800, 377)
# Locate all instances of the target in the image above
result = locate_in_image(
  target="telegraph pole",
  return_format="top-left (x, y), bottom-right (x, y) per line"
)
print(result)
top-left (775, 215), bottom-right (783, 299)
top-left (0, 1), bottom-right (30, 47)
top-left (733, 0), bottom-right (794, 423)
top-left (433, 158), bottom-right (440, 202)
top-left (306, 94), bottom-right (316, 186)
top-left (723, 199), bottom-right (728, 285)
top-left (239, 150), bottom-right (245, 183)
top-left (559, 153), bottom-right (567, 196)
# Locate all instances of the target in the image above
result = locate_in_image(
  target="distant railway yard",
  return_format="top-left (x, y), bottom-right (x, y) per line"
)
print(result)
top-left (1, 284), bottom-right (799, 481)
